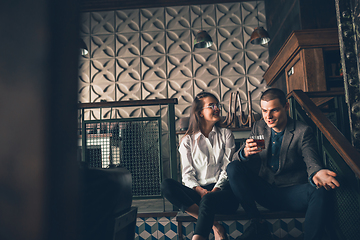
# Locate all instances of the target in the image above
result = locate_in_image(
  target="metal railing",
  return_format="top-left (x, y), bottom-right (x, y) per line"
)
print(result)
top-left (288, 90), bottom-right (360, 240)
top-left (78, 98), bottom-right (178, 198)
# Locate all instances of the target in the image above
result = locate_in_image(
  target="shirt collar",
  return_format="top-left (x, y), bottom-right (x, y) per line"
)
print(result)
top-left (271, 128), bottom-right (285, 137)
top-left (194, 125), bottom-right (218, 140)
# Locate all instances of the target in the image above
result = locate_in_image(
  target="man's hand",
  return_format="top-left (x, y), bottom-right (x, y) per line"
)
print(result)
top-left (243, 138), bottom-right (262, 157)
top-left (312, 169), bottom-right (340, 190)
top-left (194, 186), bottom-right (210, 198)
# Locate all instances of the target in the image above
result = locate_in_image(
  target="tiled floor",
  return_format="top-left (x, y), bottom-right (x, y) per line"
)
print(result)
top-left (132, 198), bottom-right (305, 240)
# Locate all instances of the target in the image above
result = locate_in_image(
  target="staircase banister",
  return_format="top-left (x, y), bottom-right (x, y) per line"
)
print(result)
top-left (302, 90), bottom-right (345, 98)
top-left (289, 90), bottom-right (360, 178)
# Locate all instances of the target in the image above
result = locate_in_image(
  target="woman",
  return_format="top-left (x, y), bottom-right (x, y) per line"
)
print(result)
top-left (161, 92), bottom-right (239, 240)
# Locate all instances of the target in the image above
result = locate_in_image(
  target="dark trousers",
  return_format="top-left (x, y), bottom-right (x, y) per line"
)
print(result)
top-left (161, 178), bottom-right (239, 238)
top-left (226, 160), bottom-right (327, 240)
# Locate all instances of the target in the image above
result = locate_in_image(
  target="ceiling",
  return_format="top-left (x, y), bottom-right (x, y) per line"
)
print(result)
top-left (79, 0), bottom-right (253, 12)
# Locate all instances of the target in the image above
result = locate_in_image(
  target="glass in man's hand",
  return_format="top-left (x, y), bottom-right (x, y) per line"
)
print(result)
top-left (250, 135), bottom-right (265, 150)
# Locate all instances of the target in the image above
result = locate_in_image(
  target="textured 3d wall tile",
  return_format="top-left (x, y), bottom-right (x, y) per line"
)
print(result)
top-left (79, 1), bottom-right (269, 122)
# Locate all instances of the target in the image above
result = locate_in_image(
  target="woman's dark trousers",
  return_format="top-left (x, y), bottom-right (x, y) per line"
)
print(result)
top-left (161, 178), bottom-right (239, 238)
top-left (226, 160), bottom-right (327, 240)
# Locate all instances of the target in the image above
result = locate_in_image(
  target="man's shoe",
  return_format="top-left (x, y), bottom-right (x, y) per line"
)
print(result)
top-left (236, 219), bottom-right (272, 240)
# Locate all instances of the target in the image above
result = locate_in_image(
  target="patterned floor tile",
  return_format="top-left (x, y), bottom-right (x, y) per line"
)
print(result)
top-left (274, 228), bottom-right (286, 239)
top-left (164, 229), bottom-right (177, 240)
top-left (137, 220), bottom-right (146, 235)
top-left (158, 220), bottom-right (170, 234)
top-left (145, 217), bottom-right (157, 223)
top-left (280, 218), bottom-right (305, 238)
top-left (222, 220), bottom-right (237, 240)
top-left (288, 228), bottom-right (303, 238)
top-left (156, 229), bottom-right (164, 238)
top-left (273, 233), bottom-right (281, 240)
top-left (229, 229), bottom-right (242, 240)
top-left (281, 218), bottom-right (295, 232)
top-left (184, 232), bottom-right (193, 240)
top-left (158, 216), bottom-right (171, 223)
top-left (158, 217), bottom-right (178, 239)
top-left (294, 218), bottom-right (305, 230)
top-left (135, 216), bottom-right (305, 239)
top-left (237, 219), bottom-right (250, 233)
top-left (182, 221), bottom-right (195, 239)
top-left (139, 230), bottom-right (151, 240)
top-left (268, 219), bottom-right (281, 235)
top-left (145, 220), bottom-right (158, 236)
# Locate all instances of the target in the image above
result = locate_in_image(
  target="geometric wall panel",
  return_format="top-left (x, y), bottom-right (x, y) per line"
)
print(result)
top-left (79, 1), bottom-right (269, 124)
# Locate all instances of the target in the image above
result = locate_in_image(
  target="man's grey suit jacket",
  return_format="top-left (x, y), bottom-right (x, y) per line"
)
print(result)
top-left (233, 117), bottom-right (323, 187)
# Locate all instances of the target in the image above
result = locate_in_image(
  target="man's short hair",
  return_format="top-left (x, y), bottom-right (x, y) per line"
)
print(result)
top-left (260, 88), bottom-right (287, 106)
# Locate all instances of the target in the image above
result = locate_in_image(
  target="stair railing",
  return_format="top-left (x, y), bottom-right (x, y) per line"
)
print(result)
top-left (288, 90), bottom-right (360, 240)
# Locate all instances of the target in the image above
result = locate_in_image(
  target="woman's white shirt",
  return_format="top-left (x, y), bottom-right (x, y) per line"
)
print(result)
top-left (179, 126), bottom-right (235, 190)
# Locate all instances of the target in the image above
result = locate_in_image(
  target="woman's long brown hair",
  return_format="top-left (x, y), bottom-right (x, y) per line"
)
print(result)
top-left (184, 92), bottom-right (222, 137)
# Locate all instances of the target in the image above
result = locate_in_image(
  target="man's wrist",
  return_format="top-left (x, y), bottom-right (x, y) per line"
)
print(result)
top-left (239, 148), bottom-right (248, 160)
top-left (309, 171), bottom-right (318, 188)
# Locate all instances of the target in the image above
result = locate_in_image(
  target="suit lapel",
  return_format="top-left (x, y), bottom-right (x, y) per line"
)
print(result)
top-left (264, 124), bottom-right (271, 152)
top-left (277, 118), bottom-right (295, 173)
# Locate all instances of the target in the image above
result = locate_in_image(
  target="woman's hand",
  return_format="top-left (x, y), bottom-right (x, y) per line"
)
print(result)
top-left (210, 187), bottom-right (221, 193)
top-left (194, 186), bottom-right (210, 198)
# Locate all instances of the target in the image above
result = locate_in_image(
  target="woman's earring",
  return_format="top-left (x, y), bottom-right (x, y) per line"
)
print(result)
top-left (200, 114), bottom-right (203, 117)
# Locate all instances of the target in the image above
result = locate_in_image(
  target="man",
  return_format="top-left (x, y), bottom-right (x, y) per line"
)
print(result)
top-left (226, 88), bottom-right (340, 240)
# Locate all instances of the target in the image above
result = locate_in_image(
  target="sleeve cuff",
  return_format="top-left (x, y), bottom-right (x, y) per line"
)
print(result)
top-left (308, 171), bottom-right (317, 188)
top-left (239, 148), bottom-right (248, 161)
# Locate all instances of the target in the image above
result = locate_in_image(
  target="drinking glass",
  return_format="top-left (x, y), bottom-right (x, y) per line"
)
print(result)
top-left (250, 135), bottom-right (265, 149)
